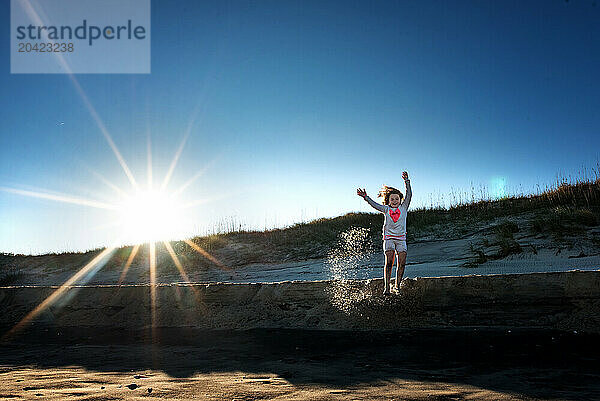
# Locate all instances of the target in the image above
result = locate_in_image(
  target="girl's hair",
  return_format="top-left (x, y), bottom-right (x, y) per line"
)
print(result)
top-left (377, 185), bottom-right (403, 206)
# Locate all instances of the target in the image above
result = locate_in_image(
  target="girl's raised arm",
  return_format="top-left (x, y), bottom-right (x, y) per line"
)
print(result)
top-left (401, 171), bottom-right (412, 209)
top-left (357, 188), bottom-right (386, 213)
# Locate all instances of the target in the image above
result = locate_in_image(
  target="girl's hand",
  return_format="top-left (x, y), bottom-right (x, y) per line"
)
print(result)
top-left (356, 188), bottom-right (367, 198)
top-left (402, 171), bottom-right (409, 181)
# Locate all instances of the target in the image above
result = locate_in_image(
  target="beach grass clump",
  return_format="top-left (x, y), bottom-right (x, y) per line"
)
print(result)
top-left (464, 221), bottom-right (522, 267)
top-left (531, 206), bottom-right (598, 239)
top-left (0, 264), bottom-right (23, 286)
top-left (493, 221), bottom-right (522, 258)
top-left (496, 238), bottom-right (523, 258)
top-left (572, 208), bottom-right (598, 226)
top-left (191, 234), bottom-right (228, 253)
top-left (466, 242), bottom-right (488, 268)
top-left (494, 221), bottom-right (519, 239)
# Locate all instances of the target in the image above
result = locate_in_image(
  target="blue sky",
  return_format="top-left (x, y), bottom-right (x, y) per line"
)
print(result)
top-left (1, 0), bottom-right (599, 254)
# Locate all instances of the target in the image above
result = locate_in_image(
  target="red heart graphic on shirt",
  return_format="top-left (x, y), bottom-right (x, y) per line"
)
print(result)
top-left (389, 208), bottom-right (401, 222)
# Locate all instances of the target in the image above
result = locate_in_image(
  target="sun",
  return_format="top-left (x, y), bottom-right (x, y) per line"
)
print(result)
top-left (117, 188), bottom-right (185, 244)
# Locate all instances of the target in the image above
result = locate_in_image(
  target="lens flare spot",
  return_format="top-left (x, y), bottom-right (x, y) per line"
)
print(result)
top-left (490, 176), bottom-right (507, 199)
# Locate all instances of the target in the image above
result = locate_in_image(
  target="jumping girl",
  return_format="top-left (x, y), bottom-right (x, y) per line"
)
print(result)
top-left (357, 171), bottom-right (412, 294)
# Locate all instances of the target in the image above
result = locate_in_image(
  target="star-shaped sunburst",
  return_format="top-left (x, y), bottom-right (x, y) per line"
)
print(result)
top-left (2, 88), bottom-right (229, 343)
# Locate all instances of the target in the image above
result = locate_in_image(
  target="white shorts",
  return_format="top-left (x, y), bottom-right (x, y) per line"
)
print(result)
top-left (383, 239), bottom-right (407, 253)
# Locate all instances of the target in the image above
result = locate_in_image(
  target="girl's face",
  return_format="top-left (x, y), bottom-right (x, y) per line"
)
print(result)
top-left (389, 194), bottom-right (401, 208)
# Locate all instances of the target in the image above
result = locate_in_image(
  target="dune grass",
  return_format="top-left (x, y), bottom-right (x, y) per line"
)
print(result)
top-left (1, 164), bottom-right (600, 275)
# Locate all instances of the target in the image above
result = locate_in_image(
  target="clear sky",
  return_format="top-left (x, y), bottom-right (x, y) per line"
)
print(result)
top-left (1, 0), bottom-right (599, 254)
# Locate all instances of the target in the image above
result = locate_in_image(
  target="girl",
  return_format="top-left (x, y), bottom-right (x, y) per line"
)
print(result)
top-left (357, 171), bottom-right (412, 294)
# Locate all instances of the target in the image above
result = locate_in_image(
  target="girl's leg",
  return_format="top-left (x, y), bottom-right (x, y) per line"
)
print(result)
top-left (395, 251), bottom-right (407, 290)
top-left (384, 250), bottom-right (395, 294)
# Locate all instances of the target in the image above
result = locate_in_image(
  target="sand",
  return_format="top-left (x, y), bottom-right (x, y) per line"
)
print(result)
top-left (2, 328), bottom-right (599, 400)
top-left (1, 270), bottom-right (600, 400)
top-left (1, 220), bottom-right (599, 400)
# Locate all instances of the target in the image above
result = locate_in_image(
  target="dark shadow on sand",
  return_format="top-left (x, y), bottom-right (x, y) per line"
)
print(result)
top-left (1, 326), bottom-right (599, 400)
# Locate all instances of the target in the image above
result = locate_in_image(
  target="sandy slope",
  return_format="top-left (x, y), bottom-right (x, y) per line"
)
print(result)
top-left (3, 219), bottom-right (599, 286)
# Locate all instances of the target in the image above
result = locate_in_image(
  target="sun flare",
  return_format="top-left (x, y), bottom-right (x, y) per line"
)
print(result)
top-left (0, 86), bottom-right (231, 341)
top-left (117, 188), bottom-right (185, 244)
